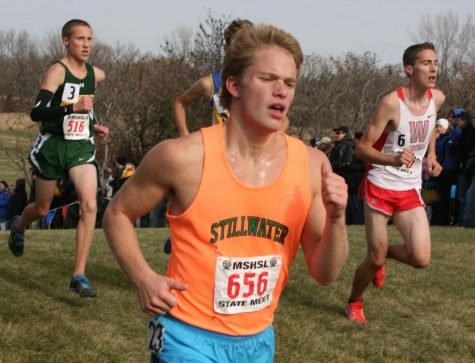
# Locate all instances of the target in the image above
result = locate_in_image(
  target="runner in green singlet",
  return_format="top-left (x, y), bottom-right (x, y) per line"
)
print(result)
top-left (8, 19), bottom-right (109, 298)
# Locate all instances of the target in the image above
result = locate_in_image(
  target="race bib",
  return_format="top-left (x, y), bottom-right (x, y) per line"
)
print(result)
top-left (63, 113), bottom-right (90, 140)
top-left (214, 255), bottom-right (281, 314)
top-left (62, 83), bottom-right (81, 104)
top-left (385, 158), bottom-right (421, 178)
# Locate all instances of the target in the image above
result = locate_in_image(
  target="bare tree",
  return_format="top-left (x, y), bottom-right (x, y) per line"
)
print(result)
top-left (411, 12), bottom-right (475, 113)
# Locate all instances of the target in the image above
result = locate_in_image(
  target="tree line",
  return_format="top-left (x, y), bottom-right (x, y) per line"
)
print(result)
top-left (1, 11), bottom-right (475, 182)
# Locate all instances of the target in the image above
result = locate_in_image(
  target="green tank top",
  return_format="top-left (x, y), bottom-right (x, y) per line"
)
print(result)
top-left (41, 61), bottom-right (96, 137)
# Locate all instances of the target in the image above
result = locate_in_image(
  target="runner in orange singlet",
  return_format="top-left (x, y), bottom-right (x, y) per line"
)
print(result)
top-left (104, 24), bottom-right (348, 362)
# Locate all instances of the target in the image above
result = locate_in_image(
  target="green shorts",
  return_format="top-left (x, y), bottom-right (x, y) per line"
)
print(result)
top-left (29, 132), bottom-right (97, 180)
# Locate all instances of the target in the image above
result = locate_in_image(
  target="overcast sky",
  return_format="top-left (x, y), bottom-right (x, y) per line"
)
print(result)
top-left (2, 0), bottom-right (475, 65)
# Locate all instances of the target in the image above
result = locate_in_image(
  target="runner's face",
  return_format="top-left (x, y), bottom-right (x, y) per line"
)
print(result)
top-left (235, 46), bottom-right (297, 132)
top-left (63, 25), bottom-right (93, 62)
top-left (409, 49), bottom-right (438, 88)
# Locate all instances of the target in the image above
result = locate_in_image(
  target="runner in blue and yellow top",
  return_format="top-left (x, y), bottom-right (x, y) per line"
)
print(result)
top-left (8, 19), bottom-right (109, 298)
top-left (173, 19), bottom-right (253, 137)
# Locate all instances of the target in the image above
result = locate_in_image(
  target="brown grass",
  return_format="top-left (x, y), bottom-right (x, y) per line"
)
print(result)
top-left (0, 112), bottom-right (37, 131)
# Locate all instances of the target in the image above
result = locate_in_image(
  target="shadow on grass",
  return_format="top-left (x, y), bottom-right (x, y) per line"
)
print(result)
top-left (0, 264), bottom-right (88, 309)
top-left (281, 283), bottom-right (346, 318)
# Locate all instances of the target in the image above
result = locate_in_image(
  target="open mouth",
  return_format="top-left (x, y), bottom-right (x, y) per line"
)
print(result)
top-left (269, 104), bottom-right (286, 119)
top-left (270, 104), bottom-right (285, 112)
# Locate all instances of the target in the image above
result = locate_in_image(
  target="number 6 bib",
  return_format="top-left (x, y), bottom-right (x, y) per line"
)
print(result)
top-left (214, 255), bottom-right (281, 314)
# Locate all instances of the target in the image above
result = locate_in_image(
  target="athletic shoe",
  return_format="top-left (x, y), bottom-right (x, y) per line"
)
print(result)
top-left (69, 273), bottom-right (97, 298)
top-left (372, 265), bottom-right (386, 288)
top-left (163, 237), bottom-right (172, 254)
top-left (8, 215), bottom-right (25, 257)
top-left (346, 301), bottom-right (368, 324)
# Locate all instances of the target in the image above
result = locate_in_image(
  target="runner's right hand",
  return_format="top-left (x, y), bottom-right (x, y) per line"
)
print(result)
top-left (72, 95), bottom-right (94, 113)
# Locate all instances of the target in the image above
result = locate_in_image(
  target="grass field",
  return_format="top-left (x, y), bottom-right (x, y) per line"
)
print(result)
top-left (1, 226), bottom-right (474, 362)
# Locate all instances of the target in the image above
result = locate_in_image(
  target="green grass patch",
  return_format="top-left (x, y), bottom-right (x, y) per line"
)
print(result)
top-left (1, 226), bottom-right (474, 362)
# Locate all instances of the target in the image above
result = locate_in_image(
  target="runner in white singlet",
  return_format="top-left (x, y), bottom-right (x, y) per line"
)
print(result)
top-left (345, 42), bottom-right (445, 324)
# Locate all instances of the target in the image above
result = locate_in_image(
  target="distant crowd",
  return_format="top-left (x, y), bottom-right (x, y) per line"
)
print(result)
top-left (0, 155), bottom-right (167, 231)
top-left (310, 107), bottom-right (475, 228)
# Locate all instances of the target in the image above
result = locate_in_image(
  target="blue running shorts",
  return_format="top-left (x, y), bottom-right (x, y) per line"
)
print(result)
top-left (149, 314), bottom-right (275, 363)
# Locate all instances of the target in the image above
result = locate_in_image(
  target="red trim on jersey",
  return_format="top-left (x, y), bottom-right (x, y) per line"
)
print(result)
top-left (397, 87), bottom-right (433, 101)
top-left (396, 87), bottom-right (405, 100)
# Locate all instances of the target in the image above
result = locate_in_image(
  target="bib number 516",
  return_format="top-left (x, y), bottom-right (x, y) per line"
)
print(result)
top-left (67, 120), bottom-right (85, 133)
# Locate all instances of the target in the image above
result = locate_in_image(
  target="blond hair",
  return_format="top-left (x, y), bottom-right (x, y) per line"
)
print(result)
top-left (220, 24), bottom-right (303, 110)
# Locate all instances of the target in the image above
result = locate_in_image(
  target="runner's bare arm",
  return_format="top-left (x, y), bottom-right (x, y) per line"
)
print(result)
top-left (93, 66), bottom-right (105, 85)
top-left (103, 140), bottom-right (189, 315)
top-left (173, 75), bottom-right (213, 137)
top-left (356, 92), bottom-right (408, 166)
top-left (30, 64), bottom-right (69, 121)
top-left (300, 149), bottom-right (348, 285)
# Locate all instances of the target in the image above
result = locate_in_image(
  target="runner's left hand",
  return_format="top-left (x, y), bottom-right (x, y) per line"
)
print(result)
top-left (93, 124), bottom-right (109, 139)
top-left (321, 162), bottom-right (348, 220)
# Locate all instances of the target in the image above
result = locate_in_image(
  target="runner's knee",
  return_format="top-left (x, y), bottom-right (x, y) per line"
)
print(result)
top-left (80, 198), bottom-right (97, 215)
top-left (411, 256), bottom-right (430, 269)
top-left (368, 248), bottom-right (387, 268)
top-left (34, 203), bottom-right (51, 217)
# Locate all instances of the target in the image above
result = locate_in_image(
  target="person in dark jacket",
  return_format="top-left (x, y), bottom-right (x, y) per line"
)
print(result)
top-left (0, 180), bottom-right (11, 230)
top-left (345, 131), bottom-right (366, 224)
top-left (451, 111), bottom-right (475, 223)
top-left (329, 126), bottom-right (356, 175)
top-left (431, 119), bottom-right (457, 225)
top-left (329, 126), bottom-right (364, 224)
top-left (6, 179), bottom-right (28, 229)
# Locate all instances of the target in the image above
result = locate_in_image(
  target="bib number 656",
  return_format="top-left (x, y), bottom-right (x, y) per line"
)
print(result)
top-left (227, 271), bottom-right (268, 299)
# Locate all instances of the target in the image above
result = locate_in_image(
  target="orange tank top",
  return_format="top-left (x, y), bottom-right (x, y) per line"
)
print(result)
top-left (166, 123), bottom-right (312, 335)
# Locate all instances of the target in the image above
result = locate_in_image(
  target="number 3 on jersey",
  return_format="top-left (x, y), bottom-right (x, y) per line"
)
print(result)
top-left (62, 83), bottom-right (80, 104)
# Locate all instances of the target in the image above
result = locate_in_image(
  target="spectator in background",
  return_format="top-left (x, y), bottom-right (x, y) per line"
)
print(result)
top-left (148, 197), bottom-right (170, 228)
top-left (345, 132), bottom-right (366, 224)
top-left (432, 118), bottom-right (457, 225)
top-left (329, 126), bottom-right (355, 175)
top-left (309, 136), bottom-right (318, 147)
top-left (111, 155), bottom-right (126, 196)
top-left (0, 180), bottom-right (11, 230)
top-left (119, 161), bottom-right (140, 227)
top-left (6, 179), bottom-right (28, 230)
top-left (120, 161), bottom-right (136, 189)
top-left (451, 111), bottom-right (475, 224)
top-left (61, 177), bottom-right (80, 229)
top-left (316, 136), bottom-right (333, 156)
top-left (462, 148), bottom-right (475, 227)
top-left (448, 107), bottom-right (463, 143)
top-left (28, 171), bottom-right (42, 229)
top-left (102, 168), bottom-right (114, 209)
top-left (329, 126), bottom-right (364, 223)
